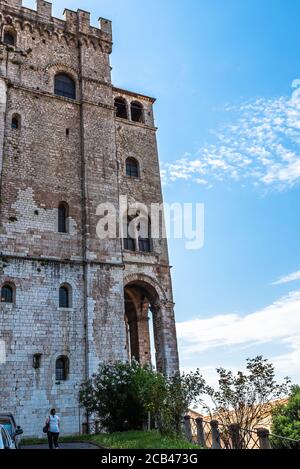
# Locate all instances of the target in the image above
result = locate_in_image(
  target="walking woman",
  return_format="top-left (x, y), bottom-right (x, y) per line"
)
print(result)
top-left (45, 408), bottom-right (60, 449)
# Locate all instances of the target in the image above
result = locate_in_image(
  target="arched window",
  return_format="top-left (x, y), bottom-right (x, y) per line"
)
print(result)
top-left (58, 202), bottom-right (69, 233)
top-left (1, 284), bottom-right (14, 304)
top-left (3, 31), bottom-right (15, 46)
top-left (54, 73), bottom-right (76, 99)
top-left (131, 101), bottom-right (144, 123)
top-left (138, 217), bottom-right (152, 253)
top-left (55, 356), bottom-right (69, 381)
top-left (123, 216), bottom-right (137, 252)
top-left (11, 114), bottom-right (20, 130)
top-left (59, 284), bottom-right (71, 308)
top-left (115, 98), bottom-right (128, 119)
top-left (126, 157), bottom-right (139, 178)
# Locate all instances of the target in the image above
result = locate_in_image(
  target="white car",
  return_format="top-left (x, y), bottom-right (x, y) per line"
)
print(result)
top-left (0, 425), bottom-right (15, 450)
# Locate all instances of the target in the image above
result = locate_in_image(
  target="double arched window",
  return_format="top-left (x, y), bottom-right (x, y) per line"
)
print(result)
top-left (123, 213), bottom-right (152, 253)
top-left (59, 284), bottom-right (72, 309)
top-left (126, 157), bottom-right (139, 178)
top-left (114, 97), bottom-right (145, 124)
top-left (54, 73), bottom-right (76, 100)
top-left (55, 356), bottom-right (69, 381)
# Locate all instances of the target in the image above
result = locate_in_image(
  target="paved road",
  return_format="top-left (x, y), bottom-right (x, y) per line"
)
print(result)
top-left (23, 442), bottom-right (100, 450)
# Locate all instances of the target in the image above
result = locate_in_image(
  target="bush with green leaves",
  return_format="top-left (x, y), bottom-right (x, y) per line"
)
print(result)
top-left (79, 361), bottom-right (167, 433)
top-left (271, 386), bottom-right (300, 449)
top-left (79, 361), bottom-right (206, 435)
top-left (159, 371), bottom-right (206, 435)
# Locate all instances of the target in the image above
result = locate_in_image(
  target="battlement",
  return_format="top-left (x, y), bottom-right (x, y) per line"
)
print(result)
top-left (0, 0), bottom-right (112, 43)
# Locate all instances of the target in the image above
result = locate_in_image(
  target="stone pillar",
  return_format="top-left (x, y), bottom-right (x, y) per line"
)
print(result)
top-left (136, 300), bottom-right (151, 366)
top-left (183, 416), bottom-right (193, 443)
top-left (210, 420), bottom-right (221, 449)
top-left (257, 428), bottom-right (272, 449)
top-left (151, 301), bottom-right (179, 375)
top-left (196, 417), bottom-right (206, 448)
top-left (229, 423), bottom-right (242, 449)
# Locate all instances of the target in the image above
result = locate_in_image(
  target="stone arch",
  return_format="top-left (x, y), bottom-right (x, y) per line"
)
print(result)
top-left (124, 273), bottom-right (167, 305)
top-left (45, 63), bottom-right (78, 99)
top-left (13, 19), bottom-right (23, 32)
top-left (23, 21), bottom-right (33, 33)
top-left (124, 274), bottom-right (169, 370)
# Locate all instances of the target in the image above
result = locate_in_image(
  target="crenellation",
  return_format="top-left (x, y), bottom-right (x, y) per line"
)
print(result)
top-left (36, 0), bottom-right (52, 18)
top-left (99, 17), bottom-right (112, 37)
top-left (3, 0), bottom-right (22, 8)
top-left (0, 1), bottom-right (112, 45)
top-left (77, 9), bottom-right (90, 34)
top-left (63, 9), bottom-right (78, 34)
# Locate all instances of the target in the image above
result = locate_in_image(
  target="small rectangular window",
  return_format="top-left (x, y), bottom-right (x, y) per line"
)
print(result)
top-left (124, 238), bottom-right (136, 251)
top-left (139, 238), bottom-right (151, 253)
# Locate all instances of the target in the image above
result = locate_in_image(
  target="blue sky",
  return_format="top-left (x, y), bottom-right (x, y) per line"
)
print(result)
top-left (25, 0), bottom-right (300, 385)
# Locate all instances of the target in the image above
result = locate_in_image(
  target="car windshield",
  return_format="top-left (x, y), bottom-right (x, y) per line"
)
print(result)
top-left (0, 420), bottom-right (13, 437)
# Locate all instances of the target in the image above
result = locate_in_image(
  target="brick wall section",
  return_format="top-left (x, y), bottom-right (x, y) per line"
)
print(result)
top-left (0, 1), bottom-right (179, 437)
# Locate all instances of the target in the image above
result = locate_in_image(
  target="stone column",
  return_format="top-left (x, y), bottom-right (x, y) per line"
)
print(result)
top-left (151, 301), bottom-right (179, 375)
top-left (136, 300), bottom-right (152, 366)
top-left (229, 423), bottom-right (242, 449)
top-left (257, 428), bottom-right (272, 449)
top-left (210, 420), bottom-right (221, 449)
top-left (196, 417), bottom-right (206, 448)
top-left (183, 416), bottom-right (193, 442)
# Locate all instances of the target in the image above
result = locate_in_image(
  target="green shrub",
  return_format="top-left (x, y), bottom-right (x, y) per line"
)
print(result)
top-left (271, 386), bottom-right (300, 449)
top-left (79, 361), bottom-right (205, 435)
top-left (79, 361), bottom-right (167, 433)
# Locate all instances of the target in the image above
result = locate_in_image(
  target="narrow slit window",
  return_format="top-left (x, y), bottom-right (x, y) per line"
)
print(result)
top-left (11, 115), bottom-right (20, 130)
top-left (59, 285), bottom-right (71, 308)
top-left (1, 284), bottom-right (14, 303)
top-left (126, 158), bottom-right (139, 178)
top-left (58, 203), bottom-right (69, 233)
top-left (55, 356), bottom-right (69, 381)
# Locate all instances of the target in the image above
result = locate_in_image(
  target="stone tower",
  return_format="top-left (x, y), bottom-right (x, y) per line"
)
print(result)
top-left (0, 0), bottom-right (179, 436)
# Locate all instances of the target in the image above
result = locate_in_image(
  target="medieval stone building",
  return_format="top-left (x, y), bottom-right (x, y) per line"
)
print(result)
top-left (0, 0), bottom-right (179, 436)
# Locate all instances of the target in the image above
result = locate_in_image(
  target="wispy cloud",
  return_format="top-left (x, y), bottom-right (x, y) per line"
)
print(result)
top-left (273, 270), bottom-right (300, 285)
top-left (164, 80), bottom-right (300, 190)
top-left (177, 289), bottom-right (300, 355)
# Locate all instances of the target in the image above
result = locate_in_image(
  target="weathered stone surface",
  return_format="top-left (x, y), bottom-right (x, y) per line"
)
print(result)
top-left (0, 1), bottom-right (179, 437)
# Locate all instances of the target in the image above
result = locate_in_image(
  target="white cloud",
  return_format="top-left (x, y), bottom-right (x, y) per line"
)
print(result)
top-left (272, 335), bottom-right (300, 377)
top-left (177, 289), bottom-right (300, 356)
top-left (163, 80), bottom-right (300, 190)
top-left (273, 270), bottom-right (300, 285)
